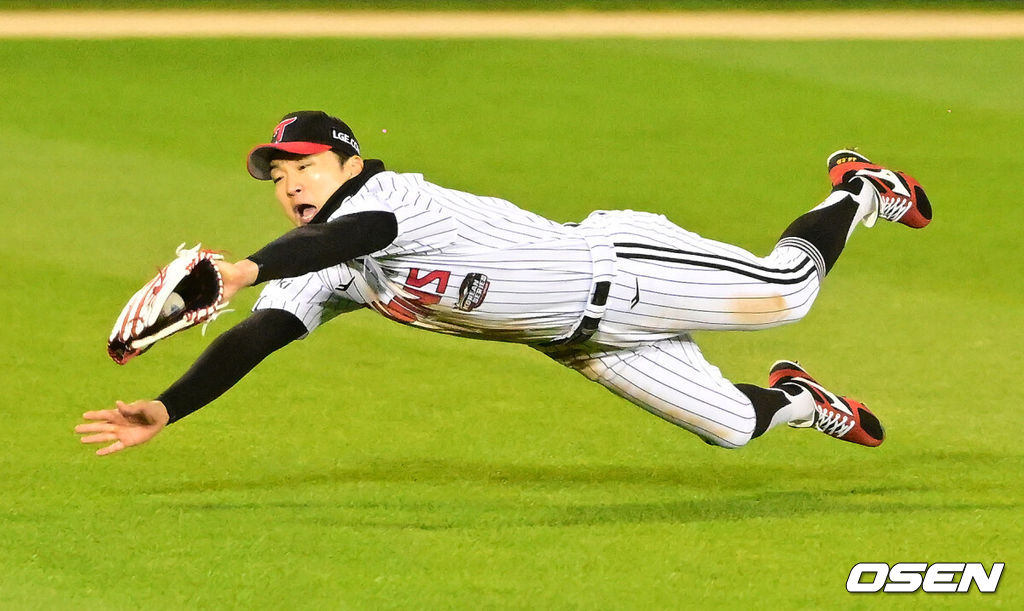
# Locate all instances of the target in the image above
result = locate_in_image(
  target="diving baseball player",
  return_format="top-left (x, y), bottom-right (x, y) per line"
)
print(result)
top-left (76, 110), bottom-right (932, 455)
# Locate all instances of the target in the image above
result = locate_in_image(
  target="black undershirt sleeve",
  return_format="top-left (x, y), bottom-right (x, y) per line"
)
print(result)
top-left (158, 210), bottom-right (397, 423)
top-left (157, 309), bottom-right (308, 424)
top-left (247, 210), bottom-right (398, 284)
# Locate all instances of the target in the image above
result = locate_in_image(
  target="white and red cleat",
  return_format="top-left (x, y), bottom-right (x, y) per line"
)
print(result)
top-left (769, 360), bottom-right (885, 447)
top-left (827, 149), bottom-right (932, 229)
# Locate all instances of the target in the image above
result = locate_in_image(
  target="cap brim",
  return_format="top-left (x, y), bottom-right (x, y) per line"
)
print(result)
top-left (246, 142), bottom-right (333, 180)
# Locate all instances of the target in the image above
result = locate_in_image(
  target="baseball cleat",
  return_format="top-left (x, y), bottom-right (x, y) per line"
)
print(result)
top-left (769, 360), bottom-right (885, 447)
top-left (827, 149), bottom-right (932, 228)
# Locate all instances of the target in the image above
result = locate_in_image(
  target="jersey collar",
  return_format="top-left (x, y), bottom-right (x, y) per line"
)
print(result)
top-left (308, 159), bottom-right (386, 224)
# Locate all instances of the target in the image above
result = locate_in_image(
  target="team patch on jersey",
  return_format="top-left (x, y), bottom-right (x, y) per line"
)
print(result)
top-left (457, 273), bottom-right (490, 312)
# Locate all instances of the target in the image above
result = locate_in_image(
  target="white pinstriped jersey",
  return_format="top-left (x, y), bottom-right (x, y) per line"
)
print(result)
top-left (253, 170), bottom-right (614, 344)
top-left (250, 166), bottom-right (836, 449)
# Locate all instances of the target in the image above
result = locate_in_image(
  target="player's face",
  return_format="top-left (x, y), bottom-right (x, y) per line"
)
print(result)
top-left (269, 151), bottom-right (361, 226)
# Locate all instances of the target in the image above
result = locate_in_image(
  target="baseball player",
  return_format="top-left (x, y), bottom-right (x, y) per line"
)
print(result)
top-left (76, 110), bottom-right (931, 455)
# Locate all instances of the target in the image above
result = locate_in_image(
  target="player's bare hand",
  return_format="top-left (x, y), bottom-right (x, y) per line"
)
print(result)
top-left (216, 259), bottom-right (259, 302)
top-left (75, 400), bottom-right (170, 456)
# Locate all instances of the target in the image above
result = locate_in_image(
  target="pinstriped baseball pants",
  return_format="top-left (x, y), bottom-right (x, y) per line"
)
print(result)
top-left (541, 210), bottom-right (823, 448)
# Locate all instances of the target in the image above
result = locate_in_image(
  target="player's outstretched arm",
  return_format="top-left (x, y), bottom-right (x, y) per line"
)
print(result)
top-left (245, 211), bottom-right (397, 284)
top-left (80, 310), bottom-right (307, 456)
top-left (75, 400), bottom-right (170, 456)
top-left (213, 211), bottom-right (396, 299)
top-left (216, 258), bottom-right (260, 302)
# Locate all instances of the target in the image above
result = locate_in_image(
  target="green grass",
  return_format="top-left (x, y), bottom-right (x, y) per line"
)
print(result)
top-left (1, 36), bottom-right (1022, 608)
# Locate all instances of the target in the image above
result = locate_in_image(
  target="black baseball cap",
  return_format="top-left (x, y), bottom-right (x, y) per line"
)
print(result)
top-left (247, 110), bottom-right (361, 180)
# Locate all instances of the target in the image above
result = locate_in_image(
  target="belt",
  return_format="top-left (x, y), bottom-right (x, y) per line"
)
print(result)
top-left (542, 280), bottom-right (611, 346)
top-left (542, 221), bottom-right (617, 347)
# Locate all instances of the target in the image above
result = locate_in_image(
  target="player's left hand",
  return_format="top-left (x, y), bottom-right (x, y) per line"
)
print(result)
top-left (108, 244), bottom-right (235, 365)
top-left (75, 400), bottom-right (170, 456)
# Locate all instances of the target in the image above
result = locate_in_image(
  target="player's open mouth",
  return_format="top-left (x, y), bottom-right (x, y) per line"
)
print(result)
top-left (295, 204), bottom-right (318, 223)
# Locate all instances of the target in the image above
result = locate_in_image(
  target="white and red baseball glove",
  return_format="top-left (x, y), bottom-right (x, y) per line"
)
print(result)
top-left (108, 244), bottom-right (231, 365)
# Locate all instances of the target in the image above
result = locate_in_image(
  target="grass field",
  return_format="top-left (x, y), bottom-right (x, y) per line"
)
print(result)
top-left (1, 30), bottom-right (1023, 609)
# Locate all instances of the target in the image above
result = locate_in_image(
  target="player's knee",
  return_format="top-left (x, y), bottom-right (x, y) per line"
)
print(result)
top-left (770, 290), bottom-right (818, 327)
top-left (700, 428), bottom-right (753, 450)
top-left (793, 291), bottom-right (818, 319)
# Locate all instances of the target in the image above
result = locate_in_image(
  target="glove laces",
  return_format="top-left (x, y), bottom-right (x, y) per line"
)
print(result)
top-left (200, 308), bottom-right (235, 336)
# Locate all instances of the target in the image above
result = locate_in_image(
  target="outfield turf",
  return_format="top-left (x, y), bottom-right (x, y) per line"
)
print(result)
top-left (1, 33), bottom-right (1022, 609)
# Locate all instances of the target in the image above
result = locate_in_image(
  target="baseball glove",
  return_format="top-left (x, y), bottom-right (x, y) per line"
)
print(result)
top-left (108, 243), bottom-right (231, 365)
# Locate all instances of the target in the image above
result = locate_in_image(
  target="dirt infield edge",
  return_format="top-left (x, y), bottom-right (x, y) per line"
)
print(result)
top-left (2, 10), bottom-right (1024, 39)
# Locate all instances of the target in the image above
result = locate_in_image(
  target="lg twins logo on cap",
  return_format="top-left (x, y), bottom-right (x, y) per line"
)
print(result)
top-left (332, 129), bottom-right (359, 153)
top-left (271, 117), bottom-right (298, 143)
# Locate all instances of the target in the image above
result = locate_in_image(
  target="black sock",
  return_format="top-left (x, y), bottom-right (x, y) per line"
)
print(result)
top-left (777, 191), bottom-right (859, 275)
top-left (736, 383), bottom-right (794, 439)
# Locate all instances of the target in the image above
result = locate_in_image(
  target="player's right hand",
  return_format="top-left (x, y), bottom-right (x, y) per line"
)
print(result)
top-left (75, 400), bottom-right (170, 456)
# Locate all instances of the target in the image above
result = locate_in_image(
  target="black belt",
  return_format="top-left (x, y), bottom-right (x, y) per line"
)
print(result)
top-left (541, 280), bottom-right (610, 347)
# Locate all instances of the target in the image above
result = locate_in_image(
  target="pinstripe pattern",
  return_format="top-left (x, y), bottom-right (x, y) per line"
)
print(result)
top-left (548, 336), bottom-right (756, 448)
top-left (575, 210), bottom-right (822, 348)
top-left (536, 210), bottom-right (826, 448)
top-left (254, 171), bottom-right (597, 343)
top-left (252, 177), bottom-right (836, 449)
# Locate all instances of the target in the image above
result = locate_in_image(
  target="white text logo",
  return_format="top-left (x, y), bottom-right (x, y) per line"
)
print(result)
top-left (847, 562), bottom-right (1004, 593)
top-left (331, 129), bottom-right (359, 153)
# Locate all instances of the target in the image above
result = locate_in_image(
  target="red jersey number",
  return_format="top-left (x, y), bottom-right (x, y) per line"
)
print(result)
top-left (404, 268), bottom-right (450, 305)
